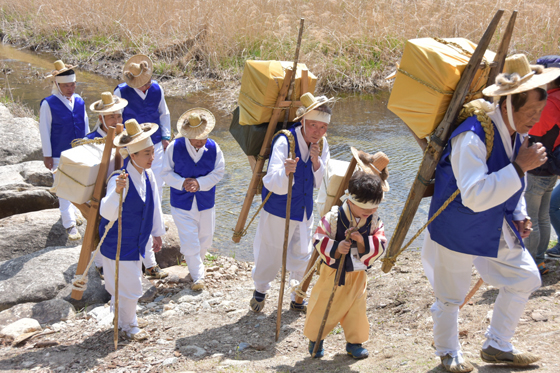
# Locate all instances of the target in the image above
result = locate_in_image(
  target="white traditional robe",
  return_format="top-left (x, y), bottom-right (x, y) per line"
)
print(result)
top-left (100, 162), bottom-right (165, 332)
top-left (252, 125), bottom-right (330, 298)
top-left (422, 105), bottom-right (541, 357)
top-left (161, 138), bottom-right (225, 282)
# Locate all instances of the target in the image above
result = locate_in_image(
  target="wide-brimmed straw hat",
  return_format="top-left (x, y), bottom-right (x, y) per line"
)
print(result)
top-left (351, 147), bottom-right (390, 192)
top-left (177, 108), bottom-right (216, 140)
top-left (114, 119), bottom-right (158, 148)
top-left (90, 92), bottom-right (128, 114)
top-left (293, 92), bottom-right (335, 122)
top-left (122, 54), bottom-right (153, 88)
top-left (45, 60), bottom-right (77, 79)
top-left (483, 54), bottom-right (560, 97)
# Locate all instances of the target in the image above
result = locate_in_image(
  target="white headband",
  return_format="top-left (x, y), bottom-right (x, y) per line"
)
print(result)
top-left (55, 74), bottom-right (76, 83)
top-left (340, 189), bottom-right (381, 209)
top-left (127, 137), bottom-right (153, 154)
top-left (304, 110), bottom-right (331, 124)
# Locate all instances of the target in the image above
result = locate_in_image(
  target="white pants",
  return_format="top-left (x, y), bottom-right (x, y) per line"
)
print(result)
top-left (171, 206), bottom-right (215, 282)
top-left (422, 232), bottom-right (541, 357)
top-left (252, 210), bottom-right (313, 299)
top-left (102, 253), bottom-right (143, 333)
top-left (151, 142), bottom-right (165, 200)
top-left (53, 157), bottom-right (77, 229)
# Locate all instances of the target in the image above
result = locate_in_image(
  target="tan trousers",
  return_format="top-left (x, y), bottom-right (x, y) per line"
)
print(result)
top-left (304, 264), bottom-right (369, 344)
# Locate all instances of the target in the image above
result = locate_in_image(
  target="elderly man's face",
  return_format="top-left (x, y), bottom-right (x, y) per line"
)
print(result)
top-left (99, 113), bottom-right (123, 131)
top-left (505, 89), bottom-right (547, 135)
top-left (58, 82), bottom-right (76, 97)
top-left (302, 119), bottom-right (328, 144)
top-left (189, 138), bottom-right (207, 150)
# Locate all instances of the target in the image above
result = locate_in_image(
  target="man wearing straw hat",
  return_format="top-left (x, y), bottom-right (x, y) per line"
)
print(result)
top-left (250, 92), bottom-right (331, 313)
top-left (114, 54), bottom-right (171, 199)
top-left (99, 118), bottom-right (166, 341)
top-left (86, 91), bottom-right (128, 277)
top-left (39, 60), bottom-right (89, 241)
top-left (161, 108), bottom-right (225, 291)
top-left (422, 54), bottom-right (560, 372)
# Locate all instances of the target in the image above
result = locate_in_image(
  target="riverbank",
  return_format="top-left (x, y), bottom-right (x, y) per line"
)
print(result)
top-left (1, 251), bottom-right (559, 372)
top-left (2, 1), bottom-right (559, 95)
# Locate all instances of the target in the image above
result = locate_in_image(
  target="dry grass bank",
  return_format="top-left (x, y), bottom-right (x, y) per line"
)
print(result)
top-left (1, 0), bottom-right (559, 92)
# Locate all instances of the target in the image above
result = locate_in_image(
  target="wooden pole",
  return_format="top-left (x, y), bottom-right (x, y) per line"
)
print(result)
top-left (275, 18), bottom-right (305, 342)
top-left (312, 227), bottom-right (357, 356)
top-left (381, 10), bottom-right (504, 273)
top-left (275, 173), bottom-right (294, 342)
top-left (486, 11), bottom-right (518, 94)
top-left (294, 158), bottom-right (357, 304)
top-left (72, 126), bottom-right (117, 300)
top-left (282, 18), bottom-right (305, 130)
top-left (113, 172), bottom-right (125, 350)
top-left (460, 278), bottom-right (484, 309)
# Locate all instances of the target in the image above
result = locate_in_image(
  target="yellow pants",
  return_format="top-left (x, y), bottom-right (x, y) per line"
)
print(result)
top-left (303, 264), bottom-right (369, 344)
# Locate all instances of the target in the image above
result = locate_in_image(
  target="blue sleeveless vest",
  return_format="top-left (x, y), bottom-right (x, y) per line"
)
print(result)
top-left (324, 205), bottom-right (373, 286)
top-left (85, 129), bottom-right (103, 139)
top-left (41, 95), bottom-right (86, 157)
top-left (117, 81), bottom-right (162, 144)
top-left (100, 169), bottom-right (154, 261)
top-left (263, 123), bottom-right (315, 222)
top-left (427, 116), bottom-right (525, 257)
top-left (169, 137), bottom-right (217, 211)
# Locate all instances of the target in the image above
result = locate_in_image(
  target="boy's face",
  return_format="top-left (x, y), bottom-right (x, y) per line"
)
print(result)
top-left (348, 200), bottom-right (378, 220)
top-left (130, 146), bottom-right (155, 169)
top-left (58, 82), bottom-right (76, 97)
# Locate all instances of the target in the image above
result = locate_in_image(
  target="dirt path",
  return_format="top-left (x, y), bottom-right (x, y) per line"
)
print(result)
top-left (1, 252), bottom-right (559, 373)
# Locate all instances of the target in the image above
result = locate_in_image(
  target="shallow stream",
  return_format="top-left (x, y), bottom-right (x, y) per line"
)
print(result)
top-left (0, 43), bottom-right (430, 261)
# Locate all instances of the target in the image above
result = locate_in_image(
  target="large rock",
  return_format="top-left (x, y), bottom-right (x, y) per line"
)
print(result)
top-left (0, 246), bottom-right (109, 312)
top-left (0, 104), bottom-right (42, 166)
top-left (0, 161), bottom-right (53, 190)
top-left (0, 188), bottom-right (59, 220)
top-left (154, 214), bottom-right (182, 268)
top-left (0, 299), bottom-right (75, 328)
top-left (0, 161), bottom-right (58, 219)
top-left (0, 209), bottom-right (85, 262)
top-left (0, 318), bottom-right (42, 340)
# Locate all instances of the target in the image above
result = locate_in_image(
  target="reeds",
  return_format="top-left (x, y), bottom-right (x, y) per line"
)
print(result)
top-left (1, 0), bottom-right (559, 92)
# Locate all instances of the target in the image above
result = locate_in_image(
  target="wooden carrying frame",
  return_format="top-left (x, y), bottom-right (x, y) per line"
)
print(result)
top-left (71, 124), bottom-right (123, 300)
top-left (231, 68), bottom-right (310, 242)
top-left (381, 10), bottom-right (517, 273)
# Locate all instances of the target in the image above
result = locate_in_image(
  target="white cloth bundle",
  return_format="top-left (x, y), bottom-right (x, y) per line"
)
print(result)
top-left (316, 159), bottom-right (351, 217)
top-left (51, 144), bottom-right (114, 204)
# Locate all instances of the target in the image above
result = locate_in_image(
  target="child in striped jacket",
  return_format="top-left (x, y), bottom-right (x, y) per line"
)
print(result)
top-left (303, 171), bottom-right (387, 359)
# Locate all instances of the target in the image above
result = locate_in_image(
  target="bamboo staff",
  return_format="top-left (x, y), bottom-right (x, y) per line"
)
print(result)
top-left (275, 18), bottom-right (305, 342)
top-left (113, 170), bottom-right (126, 350)
top-left (312, 227), bottom-right (357, 356)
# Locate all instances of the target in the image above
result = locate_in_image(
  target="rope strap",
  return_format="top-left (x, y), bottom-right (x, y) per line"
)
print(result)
top-left (71, 137), bottom-right (107, 148)
top-left (290, 254), bottom-right (322, 299)
top-left (382, 106), bottom-right (494, 267)
top-left (55, 167), bottom-right (95, 188)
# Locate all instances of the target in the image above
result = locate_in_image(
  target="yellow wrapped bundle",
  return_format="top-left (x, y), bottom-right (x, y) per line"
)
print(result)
top-left (238, 61), bottom-right (317, 125)
top-left (388, 38), bottom-right (496, 139)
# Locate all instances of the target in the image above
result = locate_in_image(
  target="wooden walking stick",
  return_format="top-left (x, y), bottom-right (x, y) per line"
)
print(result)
top-left (312, 227), bottom-right (357, 356)
top-left (113, 170), bottom-right (126, 350)
top-left (275, 18), bottom-right (305, 342)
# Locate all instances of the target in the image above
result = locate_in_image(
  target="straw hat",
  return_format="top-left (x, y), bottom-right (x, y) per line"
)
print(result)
top-left (177, 108), bottom-right (216, 140)
top-left (114, 119), bottom-right (158, 148)
top-left (483, 54), bottom-right (560, 97)
top-left (350, 147), bottom-right (390, 192)
top-left (45, 60), bottom-right (76, 79)
top-left (122, 54), bottom-right (153, 88)
top-left (293, 93), bottom-right (335, 122)
top-left (89, 92), bottom-right (128, 114)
